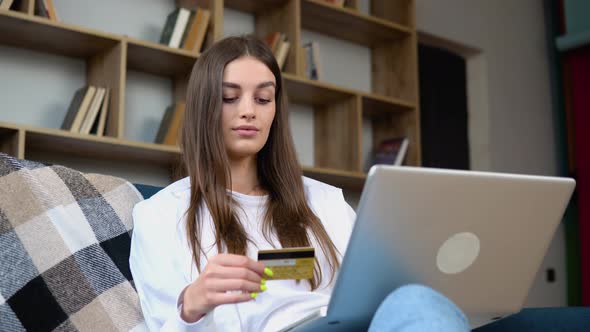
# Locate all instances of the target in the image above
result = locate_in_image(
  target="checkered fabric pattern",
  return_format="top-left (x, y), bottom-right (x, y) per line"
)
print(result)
top-left (0, 153), bottom-right (147, 332)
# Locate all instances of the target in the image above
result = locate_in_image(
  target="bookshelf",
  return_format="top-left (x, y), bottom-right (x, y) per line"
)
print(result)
top-left (0, 0), bottom-right (419, 190)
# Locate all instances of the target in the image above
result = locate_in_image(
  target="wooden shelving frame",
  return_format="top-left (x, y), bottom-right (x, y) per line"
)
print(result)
top-left (0, 0), bottom-right (419, 190)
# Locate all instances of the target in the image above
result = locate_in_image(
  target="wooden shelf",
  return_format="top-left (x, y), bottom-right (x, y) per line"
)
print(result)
top-left (0, 122), bottom-right (368, 189)
top-left (224, 0), bottom-right (289, 13)
top-left (302, 166), bottom-right (366, 190)
top-left (0, 1), bottom-right (420, 190)
top-left (0, 10), bottom-right (119, 58)
top-left (362, 93), bottom-right (415, 116)
top-left (301, 0), bottom-right (412, 47)
top-left (0, 122), bottom-right (180, 166)
top-left (126, 38), bottom-right (198, 77)
top-left (283, 73), bottom-right (355, 105)
top-left (283, 73), bottom-right (416, 113)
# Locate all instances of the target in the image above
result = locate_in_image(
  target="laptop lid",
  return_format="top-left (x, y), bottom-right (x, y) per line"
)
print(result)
top-left (320, 166), bottom-right (575, 330)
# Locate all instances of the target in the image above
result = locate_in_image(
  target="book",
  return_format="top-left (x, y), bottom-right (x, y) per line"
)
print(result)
top-left (369, 137), bottom-right (409, 170)
top-left (181, 8), bottom-right (210, 53)
top-left (169, 8), bottom-right (191, 48)
top-left (275, 39), bottom-right (290, 70)
top-left (44, 0), bottom-right (59, 22)
top-left (179, 10), bottom-right (195, 49)
top-left (310, 41), bottom-right (322, 80)
top-left (34, 0), bottom-right (49, 18)
top-left (154, 105), bottom-right (175, 144)
top-left (163, 103), bottom-right (186, 146)
top-left (93, 88), bottom-right (110, 137)
top-left (303, 42), bottom-right (322, 80)
top-left (80, 87), bottom-right (106, 134)
top-left (264, 32), bottom-right (282, 53)
top-left (69, 86), bottom-right (96, 133)
top-left (0, 0), bottom-right (14, 10)
top-left (61, 86), bottom-right (88, 130)
top-left (299, 46), bottom-right (307, 77)
top-left (159, 9), bottom-right (179, 45)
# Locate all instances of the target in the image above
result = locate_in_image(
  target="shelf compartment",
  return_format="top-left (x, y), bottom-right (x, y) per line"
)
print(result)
top-left (301, 0), bottom-right (411, 47)
top-left (282, 76), bottom-right (362, 173)
top-left (284, 73), bottom-right (356, 105)
top-left (372, 34), bottom-right (418, 103)
top-left (362, 108), bottom-right (421, 171)
top-left (0, 126), bottom-right (23, 159)
top-left (302, 166), bottom-right (366, 190)
top-left (0, 11), bottom-right (120, 58)
top-left (21, 126), bottom-right (180, 167)
top-left (126, 38), bottom-right (199, 77)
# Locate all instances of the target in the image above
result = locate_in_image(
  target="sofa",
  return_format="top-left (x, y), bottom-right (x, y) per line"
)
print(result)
top-left (0, 154), bottom-right (588, 331)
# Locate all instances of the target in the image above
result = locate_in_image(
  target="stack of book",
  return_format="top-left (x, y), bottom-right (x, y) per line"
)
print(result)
top-left (35, 0), bottom-right (59, 21)
top-left (61, 86), bottom-right (110, 136)
top-left (263, 32), bottom-right (291, 70)
top-left (154, 103), bottom-right (185, 146)
top-left (367, 137), bottom-right (410, 171)
top-left (159, 7), bottom-right (210, 53)
top-left (302, 41), bottom-right (322, 80)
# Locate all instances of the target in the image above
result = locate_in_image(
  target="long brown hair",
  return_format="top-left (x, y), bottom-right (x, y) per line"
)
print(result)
top-left (180, 35), bottom-right (340, 289)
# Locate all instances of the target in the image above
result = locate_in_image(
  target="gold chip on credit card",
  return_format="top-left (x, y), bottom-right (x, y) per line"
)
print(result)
top-left (258, 247), bottom-right (315, 280)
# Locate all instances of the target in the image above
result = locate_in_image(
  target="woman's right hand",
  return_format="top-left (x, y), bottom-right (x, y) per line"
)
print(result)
top-left (181, 253), bottom-right (269, 323)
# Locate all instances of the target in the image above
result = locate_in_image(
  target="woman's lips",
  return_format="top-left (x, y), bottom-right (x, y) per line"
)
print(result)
top-left (233, 126), bottom-right (259, 137)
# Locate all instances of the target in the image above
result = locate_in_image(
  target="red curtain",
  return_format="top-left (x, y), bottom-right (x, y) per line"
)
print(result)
top-left (567, 46), bottom-right (590, 304)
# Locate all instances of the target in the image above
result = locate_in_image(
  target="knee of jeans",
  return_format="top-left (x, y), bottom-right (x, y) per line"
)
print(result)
top-left (390, 284), bottom-right (440, 301)
top-left (384, 284), bottom-right (468, 320)
top-left (370, 284), bottom-right (470, 332)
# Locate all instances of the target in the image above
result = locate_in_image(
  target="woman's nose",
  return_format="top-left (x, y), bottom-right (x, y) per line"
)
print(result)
top-left (239, 99), bottom-right (256, 119)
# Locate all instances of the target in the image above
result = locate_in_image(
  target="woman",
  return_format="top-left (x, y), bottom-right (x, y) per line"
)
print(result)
top-left (130, 35), bottom-right (469, 331)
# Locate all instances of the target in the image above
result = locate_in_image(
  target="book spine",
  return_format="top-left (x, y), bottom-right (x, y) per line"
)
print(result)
top-left (95, 88), bottom-right (110, 137)
top-left (192, 9), bottom-right (210, 53)
top-left (164, 103), bottom-right (186, 145)
top-left (70, 86), bottom-right (96, 132)
top-left (179, 10), bottom-right (195, 49)
top-left (169, 8), bottom-right (191, 48)
top-left (155, 106), bottom-right (174, 144)
top-left (61, 86), bottom-right (87, 130)
top-left (160, 9), bottom-right (179, 45)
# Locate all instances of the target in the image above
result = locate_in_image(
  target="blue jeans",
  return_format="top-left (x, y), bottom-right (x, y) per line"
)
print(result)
top-left (368, 284), bottom-right (470, 332)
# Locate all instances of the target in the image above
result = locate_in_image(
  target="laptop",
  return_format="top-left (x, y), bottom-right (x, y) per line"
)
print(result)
top-left (281, 166), bottom-right (576, 331)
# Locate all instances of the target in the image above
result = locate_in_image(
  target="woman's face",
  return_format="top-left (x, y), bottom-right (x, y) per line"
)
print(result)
top-left (221, 56), bottom-right (276, 160)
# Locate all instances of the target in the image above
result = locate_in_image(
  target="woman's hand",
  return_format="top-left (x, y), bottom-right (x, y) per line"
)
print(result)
top-left (181, 254), bottom-right (269, 323)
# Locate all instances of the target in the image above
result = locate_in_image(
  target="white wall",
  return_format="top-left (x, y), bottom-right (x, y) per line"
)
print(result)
top-left (414, 0), bottom-right (565, 307)
top-left (415, 0), bottom-right (558, 176)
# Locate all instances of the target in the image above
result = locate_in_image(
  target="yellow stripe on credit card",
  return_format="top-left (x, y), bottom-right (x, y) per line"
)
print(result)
top-left (258, 247), bottom-right (315, 280)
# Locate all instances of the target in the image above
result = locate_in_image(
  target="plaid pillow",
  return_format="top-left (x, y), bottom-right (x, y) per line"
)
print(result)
top-left (0, 154), bottom-right (147, 332)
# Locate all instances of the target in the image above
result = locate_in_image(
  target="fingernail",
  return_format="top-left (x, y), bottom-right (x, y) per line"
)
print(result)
top-left (260, 284), bottom-right (268, 291)
top-left (264, 267), bottom-right (274, 277)
top-left (261, 278), bottom-right (267, 285)
top-left (251, 292), bottom-right (258, 299)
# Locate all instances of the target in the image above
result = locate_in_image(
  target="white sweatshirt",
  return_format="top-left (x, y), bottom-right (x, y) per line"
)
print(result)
top-left (130, 176), bottom-right (356, 331)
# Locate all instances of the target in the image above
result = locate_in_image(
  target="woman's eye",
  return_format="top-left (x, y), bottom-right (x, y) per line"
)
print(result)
top-left (256, 98), bottom-right (271, 104)
top-left (223, 97), bottom-right (237, 103)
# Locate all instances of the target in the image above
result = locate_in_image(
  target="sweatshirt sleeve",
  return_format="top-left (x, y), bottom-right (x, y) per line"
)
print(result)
top-left (130, 198), bottom-right (213, 331)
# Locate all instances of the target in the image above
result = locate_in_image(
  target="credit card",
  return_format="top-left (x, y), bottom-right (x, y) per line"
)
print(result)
top-left (257, 247), bottom-right (315, 280)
